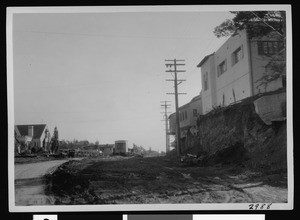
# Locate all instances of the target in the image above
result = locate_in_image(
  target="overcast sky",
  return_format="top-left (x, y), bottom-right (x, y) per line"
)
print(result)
top-left (12, 8), bottom-right (233, 152)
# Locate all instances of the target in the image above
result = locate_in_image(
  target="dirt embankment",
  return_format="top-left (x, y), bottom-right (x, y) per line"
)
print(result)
top-left (183, 93), bottom-right (287, 175)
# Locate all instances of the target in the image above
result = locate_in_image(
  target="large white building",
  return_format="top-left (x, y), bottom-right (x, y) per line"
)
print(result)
top-left (197, 29), bottom-right (284, 114)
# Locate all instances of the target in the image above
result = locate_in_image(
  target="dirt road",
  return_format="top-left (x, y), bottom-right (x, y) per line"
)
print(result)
top-left (48, 156), bottom-right (288, 204)
top-left (15, 160), bottom-right (68, 206)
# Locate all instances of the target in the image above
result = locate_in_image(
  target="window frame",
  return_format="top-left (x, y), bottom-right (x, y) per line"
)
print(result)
top-left (218, 59), bottom-right (227, 77)
top-left (257, 41), bottom-right (284, 55)
top-left (193, 109), bottom-right (198, 117)
top-left (232, 45), bottom-right (243, 66)
top-left (203, 71), bottom-right (209, 91)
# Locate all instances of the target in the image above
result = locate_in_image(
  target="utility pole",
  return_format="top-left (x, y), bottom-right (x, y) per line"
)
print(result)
top-left (160, 101), bottom-right (171, 153)
top-left (165, 59), bottom-right (186, 156)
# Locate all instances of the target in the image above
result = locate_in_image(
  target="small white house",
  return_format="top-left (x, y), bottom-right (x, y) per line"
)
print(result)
top-left (169, 93), bottom-right (203, 137)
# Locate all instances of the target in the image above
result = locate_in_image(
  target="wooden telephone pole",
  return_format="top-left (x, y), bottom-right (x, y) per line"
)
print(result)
top-left (165, 59), bottom-right (186, 156)
top-left (160, 101), bottom-right (171, 153)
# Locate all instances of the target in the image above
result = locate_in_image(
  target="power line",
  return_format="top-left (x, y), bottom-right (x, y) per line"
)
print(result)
top-left (168, 12), bottom-right (200, 56)
top-left (160, 101), bottom-right (172, 153)
top-left (183, 12), bottom-right (233, 80)
top-left (13, 30), bottom-right (215, 40)
top-left (165, 59), bottom-right (186, 156)
top-left (182, 36), bottom-right (229, 95)
top-left (250, 11), bottom-right (284, 37)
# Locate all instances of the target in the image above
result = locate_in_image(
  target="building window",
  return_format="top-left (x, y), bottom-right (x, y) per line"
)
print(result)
top-left (184, 111), bottom-right (188, 120)
top-left (203, 71), bottom-right (209, 91)
top-left (257, 41), bottom-right (284, 55)
top-left (217, 59), bottom-right (227, 77)
top-left (193, 109), bottom-right (198, 117)
top-left (232, 46), bottom-right (243, 66)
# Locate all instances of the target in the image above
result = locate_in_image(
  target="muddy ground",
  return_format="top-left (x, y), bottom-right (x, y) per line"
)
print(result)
top-left (46, 155), bottom-right (287, 204)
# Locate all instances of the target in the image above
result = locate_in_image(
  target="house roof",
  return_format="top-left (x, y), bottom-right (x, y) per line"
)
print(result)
top-left (197, 53), bottom-right (214, 68)
top-left (168, 94), bottom-right (202, 119)
top-left (191, 94), bottom-right (202, 102)
top-left (15, 124), bottom-right (47, 139)
top-left (168, 112), bottom-right (176, 119)
top-left (179, 102), bottom-right (190, 110)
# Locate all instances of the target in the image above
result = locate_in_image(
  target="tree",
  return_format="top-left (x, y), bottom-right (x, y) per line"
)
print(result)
top-left (214, 11), bottom-right (286, 90)
top-left (59, 139), bottom-right (68, 149)
top-left (50, 126), bottom-right (59, 154)
top-left (213, 11), bottom-right (285, 39)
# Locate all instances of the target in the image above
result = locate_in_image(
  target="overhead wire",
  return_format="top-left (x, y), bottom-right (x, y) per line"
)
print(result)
top-left (183, 12), bottom-right (233, 84)
top-left (163, 13), bottom-right (198, 105)
top-left (13, 29), bottom-right (214, 40)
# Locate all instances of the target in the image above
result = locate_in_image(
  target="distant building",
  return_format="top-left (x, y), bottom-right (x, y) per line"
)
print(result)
top-left (197, 29), bottom-right (284, 114)
top-left (114, 140), bottom-right (128, 154)
top-left (75, 140), bottom-right (90, 147)
top-left (15, 124), bottom-right (48, 152)
top-left (168, 93), bottom-right (203, 138)
top-left (99, 144), bottom-right (114, 156)
top-left (14, 130), bottom-right (32, 154)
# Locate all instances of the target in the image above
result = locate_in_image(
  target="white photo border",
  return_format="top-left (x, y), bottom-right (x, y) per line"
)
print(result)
top-left (7, 5), bottom-right (293, 212)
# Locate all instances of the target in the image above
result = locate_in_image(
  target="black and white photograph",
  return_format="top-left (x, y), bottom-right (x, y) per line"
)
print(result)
top-left (7, 5), bottom-right (293, 212)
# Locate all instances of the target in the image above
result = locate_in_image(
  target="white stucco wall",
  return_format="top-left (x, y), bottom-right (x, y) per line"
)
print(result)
top-left (216, 75), bottom-right (251, 106)
top-left (200, 55), bottom-right (216, 113)
top-left (214, 30), bottom-right (252, 106)
top-left (198, 29), bottom-right (284, 114)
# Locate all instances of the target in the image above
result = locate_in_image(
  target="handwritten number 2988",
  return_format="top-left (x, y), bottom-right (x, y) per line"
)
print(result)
top-left (249, 203), bottom-right (272, 210)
